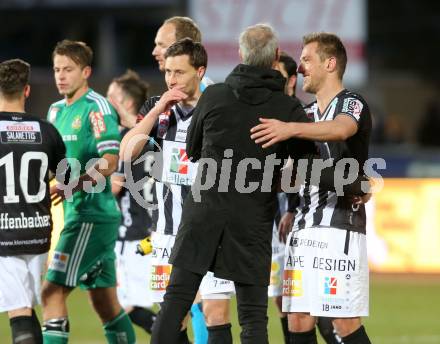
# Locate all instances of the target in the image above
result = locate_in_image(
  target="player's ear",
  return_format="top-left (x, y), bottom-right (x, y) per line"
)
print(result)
top-left (82, 66), bottom-right (92, 79)
top-left (327, 56), bottom-right (337, 74)
top-left (24, 84), bottom-right (31, 98)
top-left (288, 75), bottom-right (297, 90)
top-left (197, 66), bottom-right (206, 80)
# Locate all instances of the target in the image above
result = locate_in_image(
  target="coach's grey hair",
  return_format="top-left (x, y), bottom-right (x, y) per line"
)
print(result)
top-left (239, 23), bottom-right (278, 69)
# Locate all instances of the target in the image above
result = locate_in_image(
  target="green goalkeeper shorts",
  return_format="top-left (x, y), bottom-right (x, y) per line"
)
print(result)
top-left (46, 220), bottom-right (118, 289)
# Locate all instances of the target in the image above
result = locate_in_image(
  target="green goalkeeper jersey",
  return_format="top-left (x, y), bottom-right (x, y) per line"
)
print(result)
top-left (48, 88), bottom-right (121, 223)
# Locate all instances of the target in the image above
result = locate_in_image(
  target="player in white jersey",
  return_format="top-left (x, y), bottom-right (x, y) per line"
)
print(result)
top-left (121, 38), bottom-right (212, 343)
top-left (274, 52), bottom-right (342, 344)
top-left (152, 16), bottom-right (235, 342)
top-left (251, 33), bottom-right (373, 344)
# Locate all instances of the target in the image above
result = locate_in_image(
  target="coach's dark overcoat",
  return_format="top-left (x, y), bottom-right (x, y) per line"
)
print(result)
top-left (169, 64), bottom-right (314, 285)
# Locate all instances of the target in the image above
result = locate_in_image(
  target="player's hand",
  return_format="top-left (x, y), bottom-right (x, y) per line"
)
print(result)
top-left (250, 118), bottom-right (292, 148)
top-left (50, 183), bottom-right (66, 205)
top-left (155, 88), bottom-right (188, 114)
top-left (278, 211), bottom-right (294, 243)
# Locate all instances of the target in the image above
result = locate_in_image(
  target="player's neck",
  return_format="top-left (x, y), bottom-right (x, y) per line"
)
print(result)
top-left (65, 84), bottom-right (89, 105)
top-left (0, 98), bottom-right (25, 113)
top-left (180, 91), bottom-right (200, 109)
top-left (315, 79), bottom-right (344, 113)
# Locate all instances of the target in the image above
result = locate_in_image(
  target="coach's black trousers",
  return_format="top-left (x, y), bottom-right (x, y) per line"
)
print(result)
top-left (150, 266), bottom-right (269, 344)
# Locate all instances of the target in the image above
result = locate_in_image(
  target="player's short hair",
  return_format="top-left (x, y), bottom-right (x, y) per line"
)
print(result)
top-left (279, 51), bottom-right (298, 77)
top-left (239, 23), bottom-right (278, 69)
top-left (112, 69), bottom-right (149, 112)
top-left (303, 32), bottom-right (347, 79)
top-left (164, 16), bottom-right (202, 43)
top-left (52, 39), bottom-right (93, 68)
top-left (0, 59), bottom-right (30, 99)
top-left (164, 38), bottom-right (207, 69)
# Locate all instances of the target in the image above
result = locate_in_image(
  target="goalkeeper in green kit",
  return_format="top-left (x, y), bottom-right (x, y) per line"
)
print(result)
top-left (41, 40), bottom-right (135, 344)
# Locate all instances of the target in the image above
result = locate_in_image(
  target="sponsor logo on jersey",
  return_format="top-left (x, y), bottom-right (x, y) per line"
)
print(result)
top-left (49, 251), bottom-right (69, 273)
top-left (62, 134), bottom-right (78, 142)
top-left (313, 257), bottom-right (356, 272)
top-left (150, 265), bottom-right (172, 291)
top-left (0, 121), bottom-right (42, 144)
top-left (90, 111), bottom-right (106, 138)
top-left (175, 128), bottom-right (188, 142)
top-left (283, 269), bottom-right (303, 297)
top-left (71, 115), bottom-right (82, 130)
top-left (290, 237), bottom-right (328, 249)
top-left (342, 98), bottom-right (363, 121)
top-left (324, 277), bottom-right (338, 295)
top-left (170, 148), bottom-right (188, 174)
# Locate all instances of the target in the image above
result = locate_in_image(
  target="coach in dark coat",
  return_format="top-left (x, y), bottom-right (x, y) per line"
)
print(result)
top-left (169, 64), bottom-right (313, 286)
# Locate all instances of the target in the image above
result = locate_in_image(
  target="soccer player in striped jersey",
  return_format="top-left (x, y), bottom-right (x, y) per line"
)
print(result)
top-left (275, 52), bottom-right (342, 344)
top-left (152, 16), bottom-right (235, 343)
top-left (121, 38), bottom-right (207, 344)
top-left (107, 70), bottom-right (157, 335)
top-left (251, 33), bottom-right (372, 344)
top-left (41, 40), bottom-right (135, 344)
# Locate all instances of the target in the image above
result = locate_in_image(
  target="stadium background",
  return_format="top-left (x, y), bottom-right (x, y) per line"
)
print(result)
top-left (1, 0), bottom-right (440, 342)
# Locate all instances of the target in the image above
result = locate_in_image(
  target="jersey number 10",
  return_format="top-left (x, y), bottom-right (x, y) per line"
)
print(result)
top-left (0, 151), bottom-right (48, 204)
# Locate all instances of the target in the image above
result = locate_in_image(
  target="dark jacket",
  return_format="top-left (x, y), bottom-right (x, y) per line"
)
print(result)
top-left (169, 64), bottom-right (315, 285)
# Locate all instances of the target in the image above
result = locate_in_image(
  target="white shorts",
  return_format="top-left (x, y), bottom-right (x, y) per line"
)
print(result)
top-left (150, 232), bottom-right (174, 303)
top-left (0, 253), bottom-right (48, 312)
top-left (268, 223), bottom-right (285, 298)
top-left (115, 240), bottom-right (153, 309)
top-left (151, 232), bottom-right (235, 302)
top-left (282, 227), bottom-right (369, 317)
top-left (199, 272), bottom-right (235, 299)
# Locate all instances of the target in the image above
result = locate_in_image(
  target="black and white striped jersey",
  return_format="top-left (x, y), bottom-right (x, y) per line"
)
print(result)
top-left (293, 89), bottom-right (372, 234)
top-left (138, 97), bottom-right (197, 236)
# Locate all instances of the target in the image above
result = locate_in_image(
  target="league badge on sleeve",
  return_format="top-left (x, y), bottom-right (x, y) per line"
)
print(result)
top-left (90, 111), bottom-right (107, 138)
top-left (342, 98), bottom-right (364, 121)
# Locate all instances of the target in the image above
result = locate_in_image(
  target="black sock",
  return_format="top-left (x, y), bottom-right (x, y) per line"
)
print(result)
top-left (10, 315), bottom-right (42, 344)
top-left (280, 317), bottom-right (289, 344)
top-left (128, 307), bottom-right (156, 334)
top-left (207, 323), bottom-right (232, 344)
top-left (316, 317), bottom-right (341, 344)
top-left (290, 328), bottom-right (318, 344)
top-left (179, 328), bottom-right (191, 344)
top-left (341, 325), bottom-right (371, 344)
top-left (31, 311), bottom-right (43, 344)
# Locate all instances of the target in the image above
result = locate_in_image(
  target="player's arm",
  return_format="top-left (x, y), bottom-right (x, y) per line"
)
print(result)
top-left (50, 154), bottom-right (118, 204)
top-left (250, 115), bottom-right (358, 148)
top-left (120, 88), bottom-right (188, 161)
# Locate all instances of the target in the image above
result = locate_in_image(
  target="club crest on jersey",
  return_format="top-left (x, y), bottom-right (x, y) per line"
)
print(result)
top-left (71, 115), bottom-right (82, 130)
top-left (342, 98), bottom-right (363, 121)
top-left (90, 111), bottom-right (106, 138)
top-left (157, 113), bottom-right (170, 138)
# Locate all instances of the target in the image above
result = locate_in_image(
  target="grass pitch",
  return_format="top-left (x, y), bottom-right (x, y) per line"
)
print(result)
top-left (1, 274), bottom-right (439, 343)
